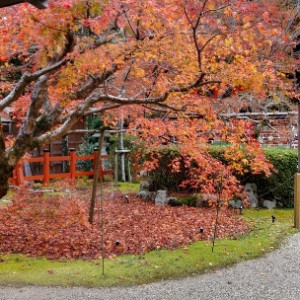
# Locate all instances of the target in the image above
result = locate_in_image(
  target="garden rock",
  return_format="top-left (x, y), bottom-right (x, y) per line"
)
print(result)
top-left (167, 197), bottom-right (181, 206)
top-left (155, 190), bottom-right (168, 206)
top-left (244, 183), bottom-right (258, 208)
top-left (139, 182), bottom-right (150, 191)
top-left (196, 194), bottom-right (217, 207)
top-left (137, 190), bottom-right (156, 202)
top-left (263, 200), bottom-right (277, 209)
top-left (228, 200), bottom-right (243, 209)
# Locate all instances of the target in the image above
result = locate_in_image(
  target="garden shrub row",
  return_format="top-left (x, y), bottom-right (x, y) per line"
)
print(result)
top-left (209, 146), bottom-right (298, 208)
top-left (147, 146), bottom-right (297, 208)
top-left (251, 147), bottom-right (297, 208)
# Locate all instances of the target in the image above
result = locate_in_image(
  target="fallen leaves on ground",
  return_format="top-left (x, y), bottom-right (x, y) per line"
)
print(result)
top-left (0, 188), bottom-right (250, 259)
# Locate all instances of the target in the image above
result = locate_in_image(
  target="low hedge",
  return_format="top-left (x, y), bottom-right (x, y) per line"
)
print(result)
top-left (147, 146), bottom-right (297, 207)
top-left (209, 146), bottom-right (297, 208)
top-left (254, 147), bottom-right (297, 207)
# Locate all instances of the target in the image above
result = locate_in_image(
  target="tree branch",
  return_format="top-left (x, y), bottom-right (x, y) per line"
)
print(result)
top-left (199, 33), bottom-right (221, 54)
top-left (74, 64), bottom-right (118, 99)
top-left (84, 104), bottom-right (121, 116)
top-left (21, 75), bottom-right (49, 136)
top-left (203, 4), bottom-right (231, 15)
top-left (0, 59), bottom-right (69, 111)
top-left (91, 77), bottom-right (219, 106)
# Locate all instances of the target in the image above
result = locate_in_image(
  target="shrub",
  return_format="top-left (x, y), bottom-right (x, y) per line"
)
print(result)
top-left (143, 145), bottom-right (242, 197)
top-left (146, 145), bottom-right (297, 207)
top-left (143, 147), bottom-right (185, 191)
top-left (209, 146), bottom-right (297, 207)
top-left (178, 195), bottom-right (198, 207)
top-left (254, 147), bottom-right (297, 207)
top-left (76, 135), bottom-right (98, 171)
top-left (76, 115), bottom-right (102, 171)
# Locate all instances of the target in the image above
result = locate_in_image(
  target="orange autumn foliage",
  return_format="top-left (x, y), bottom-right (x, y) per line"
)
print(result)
top-left (0, 0), bottom-right (298, 198)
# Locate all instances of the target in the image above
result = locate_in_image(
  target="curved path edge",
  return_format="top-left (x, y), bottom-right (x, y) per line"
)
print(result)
top-left (1, 233), bottom-right (300, 300)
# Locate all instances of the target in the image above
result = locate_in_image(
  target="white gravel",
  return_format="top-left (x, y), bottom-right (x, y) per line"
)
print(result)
top-left (1, 233), bottom-right (300, 300)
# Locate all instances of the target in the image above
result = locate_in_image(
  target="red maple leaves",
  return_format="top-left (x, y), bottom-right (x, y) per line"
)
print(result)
top-left (0, 187), bottom-right (250, 259)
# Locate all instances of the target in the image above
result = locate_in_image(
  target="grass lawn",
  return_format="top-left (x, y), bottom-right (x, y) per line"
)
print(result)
top-left (0, 208), bottom-right (296, 287)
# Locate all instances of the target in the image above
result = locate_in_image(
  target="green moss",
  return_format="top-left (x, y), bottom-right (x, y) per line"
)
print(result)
top-left (114, 182), bottom-right (140, 194)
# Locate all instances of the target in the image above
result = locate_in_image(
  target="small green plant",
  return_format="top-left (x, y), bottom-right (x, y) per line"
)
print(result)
top-left (76, 137), bottom-right (98, 171)
top-left (178, 195), bottom-right (198, 207)
top-left (115, 182), bottom-right (140, 194)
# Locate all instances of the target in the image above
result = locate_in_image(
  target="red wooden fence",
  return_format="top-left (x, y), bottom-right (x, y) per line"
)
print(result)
top-left (8, 148), bottom-right (113, 186)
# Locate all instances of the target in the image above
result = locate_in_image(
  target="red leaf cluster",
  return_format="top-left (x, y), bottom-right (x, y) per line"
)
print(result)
top-left (0, 189), bottom-right (250, 259)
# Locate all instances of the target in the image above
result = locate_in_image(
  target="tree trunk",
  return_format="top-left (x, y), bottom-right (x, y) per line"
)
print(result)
top-left (89, 127), bottom-right (106, 224)
top-left (0, 118), bottom-right (13, 198)
top-left (0, 158), bottom-right (14, 198)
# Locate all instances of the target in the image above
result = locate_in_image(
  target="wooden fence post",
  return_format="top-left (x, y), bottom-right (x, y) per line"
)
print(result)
top-left (99, 154), bottom-right (103, 180)
top-left (69, 148), bottom-right (76, 185)
top-left (11, 169), bottom-right (17, 185)
top-left (93, 148), bottom-right (103, 180)
top-left (15, 161), bottom-right (24, 186)
top-left (43, 149), bottom-right (50, 186)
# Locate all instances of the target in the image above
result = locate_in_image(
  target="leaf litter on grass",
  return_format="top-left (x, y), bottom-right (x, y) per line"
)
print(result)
top-left (0, 184), bottom-right (250, 259)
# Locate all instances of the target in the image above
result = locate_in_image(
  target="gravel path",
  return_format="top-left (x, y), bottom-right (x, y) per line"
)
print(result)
top-left (1, 233), bottom-right (300, 300)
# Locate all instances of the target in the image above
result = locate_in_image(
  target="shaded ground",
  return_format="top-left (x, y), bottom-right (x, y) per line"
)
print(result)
top-left (0, 182), bottom-right (249, 259)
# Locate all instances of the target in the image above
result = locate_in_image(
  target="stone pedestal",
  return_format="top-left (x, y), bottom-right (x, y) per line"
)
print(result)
top-left (155, 190), bottom-right (168, 206)
top-left (244, 183), bottom-right (258, 208)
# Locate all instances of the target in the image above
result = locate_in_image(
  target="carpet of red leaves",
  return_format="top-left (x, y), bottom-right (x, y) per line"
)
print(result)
top-left (0, 185), bottom-right (250, 259)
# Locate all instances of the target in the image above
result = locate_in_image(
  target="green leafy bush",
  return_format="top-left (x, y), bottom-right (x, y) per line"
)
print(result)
top-left (178, 195), bottom-right (198, 207)
top-left (209, 146), bottom-right (297, 207)
top-left (76, 115), bottom-right (102, 171)
top-left (76, 135), bottom-right (98, 171)
top-left (255, 147), bottom-right (297, 207)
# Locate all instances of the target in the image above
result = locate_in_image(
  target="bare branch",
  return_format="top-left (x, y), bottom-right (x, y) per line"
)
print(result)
top-left (21, 75), bottom-right (48, 135)
top-left (123, 8), bottom-right (139, 40)
top-left (34, 101), bottom-right (120, 143)
top-left (183, 6), bottom-right (194, 28)
top-left (0, 59), bottom-right (69, 111)
top-left (57, 30), bottom-right (76, 62)
top-left (74, 64), bottom-right (118, 99)
top-left (94, 77), bottom-right (219, 105)
top-left (142, 103), bottom-right (183, 112)
top-left (199, 33), bottom-right (221, 54)
top-left (195, 0), bottom-right (209, 29)
top-left (78, 75), bottom-right (218, 111)
top-left (203, 4), bottom-right (231, 15)
top-left (118, 62), bottom-right (134, 98)
top-left (144, 65), bottom-right (161, 99)
top-left (84, 104), bottom-right (121, 116)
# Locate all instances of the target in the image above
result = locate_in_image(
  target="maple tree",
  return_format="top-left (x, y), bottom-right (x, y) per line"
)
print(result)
top-left (0, 0), bottom-right (298, 198)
